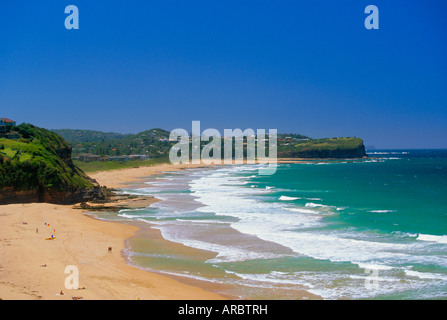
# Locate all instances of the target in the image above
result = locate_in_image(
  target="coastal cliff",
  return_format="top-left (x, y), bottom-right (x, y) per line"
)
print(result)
top-left (277, 137), bottom-right (368, 159)
top-left (0, 123), bottom-right (107, 205)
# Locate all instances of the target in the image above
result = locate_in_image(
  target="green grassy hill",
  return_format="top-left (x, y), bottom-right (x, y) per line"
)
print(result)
top-left (0, 124), bottom-right (105, 204)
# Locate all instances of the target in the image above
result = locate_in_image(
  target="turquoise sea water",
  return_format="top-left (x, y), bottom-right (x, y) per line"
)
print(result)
top-left (94, 150), bottom-right (447, 299)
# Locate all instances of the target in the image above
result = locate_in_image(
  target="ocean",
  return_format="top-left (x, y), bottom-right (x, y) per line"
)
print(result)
top-left (92, 149), bottom-right (447, 300)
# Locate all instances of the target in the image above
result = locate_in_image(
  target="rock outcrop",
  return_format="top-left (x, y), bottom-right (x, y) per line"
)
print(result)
top-left (277, 137), bottom-right (368, 159)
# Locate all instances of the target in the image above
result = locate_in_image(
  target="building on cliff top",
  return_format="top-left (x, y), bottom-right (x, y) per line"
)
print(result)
top-left (0, 118), bottom-right (18, 138)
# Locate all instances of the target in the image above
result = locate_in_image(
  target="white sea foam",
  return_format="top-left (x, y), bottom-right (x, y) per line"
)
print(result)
top-left (228, 269), bottom-right (423, 300)
top-left (285, 208), bottom-right (319, 214)
top-left (305, 202), bottom-right (335, 209)
top-left (305, 202), bottom-right (323, 208)
top-left (390, 231), bottom-right (418, 239)
top-left (357, 263), bottom-right (394, 271)
top-left (188, 167), bottom-right (418, 267)
top-left (368, 210), bottom-right (397, 213)
top-left (118, 212), bottom-right (150, 219)
top-left (404, 269), bottom-right (447, 281)
top-left (153, 225), bottom-right (285, 263)
top-left (187, 167), bottom-right (427, 269)
top-left (175, 218), bottom-right (229, 225)
top-left (417, 234), bottom-right (447, 244)
top-left (367, 152), bottom-right (409, 155)
top-left (279, 195), bottom-right (300, 201)
top-left (229, 271), bottom-right (313, 287)
top-left (117, 191), bottom-right (151, 196)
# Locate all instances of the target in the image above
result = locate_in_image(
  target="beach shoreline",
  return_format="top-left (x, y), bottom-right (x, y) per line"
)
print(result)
top-left (89, 162), bottom-right (319, 300)
top-left (0, 163), bottom-right (227, 300)
top-left (0, 161), bottom-right (323, 300)
top-left (87, 163), bottom-right (218, 190)
top-left (0, 202), bottom-right (225, 300)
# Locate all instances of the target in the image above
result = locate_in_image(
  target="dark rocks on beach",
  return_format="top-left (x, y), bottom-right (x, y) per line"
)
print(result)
top-left (0, 185), bottom-right (111, 205)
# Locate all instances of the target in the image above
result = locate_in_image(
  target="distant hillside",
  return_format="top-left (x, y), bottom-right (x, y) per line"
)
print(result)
top-left (52, 128), bottom-right (172, 159)
top-left (0, 124), bottom-right (107, 204)
top-left (54, 129), bottom-right (367, 161)
top-left (52, 129), bottom-right (132, 143)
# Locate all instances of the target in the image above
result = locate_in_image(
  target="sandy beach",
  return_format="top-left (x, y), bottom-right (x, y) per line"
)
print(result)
top-left (88, 163), bottom-right (215, 189)
top-left (0, 163), bottom-right (225, 300)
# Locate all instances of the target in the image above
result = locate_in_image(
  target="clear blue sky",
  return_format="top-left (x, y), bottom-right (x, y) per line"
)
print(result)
top-left (1, 0), bottom-right (446, 148)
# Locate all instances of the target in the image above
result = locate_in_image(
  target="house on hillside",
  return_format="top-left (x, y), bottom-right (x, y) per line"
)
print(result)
top-left (76, 153), bottom-right (103, 162)
top-left (1, 118), bottom-right (17, 128)
top-left (0, 118), bottom-right (17, 137)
